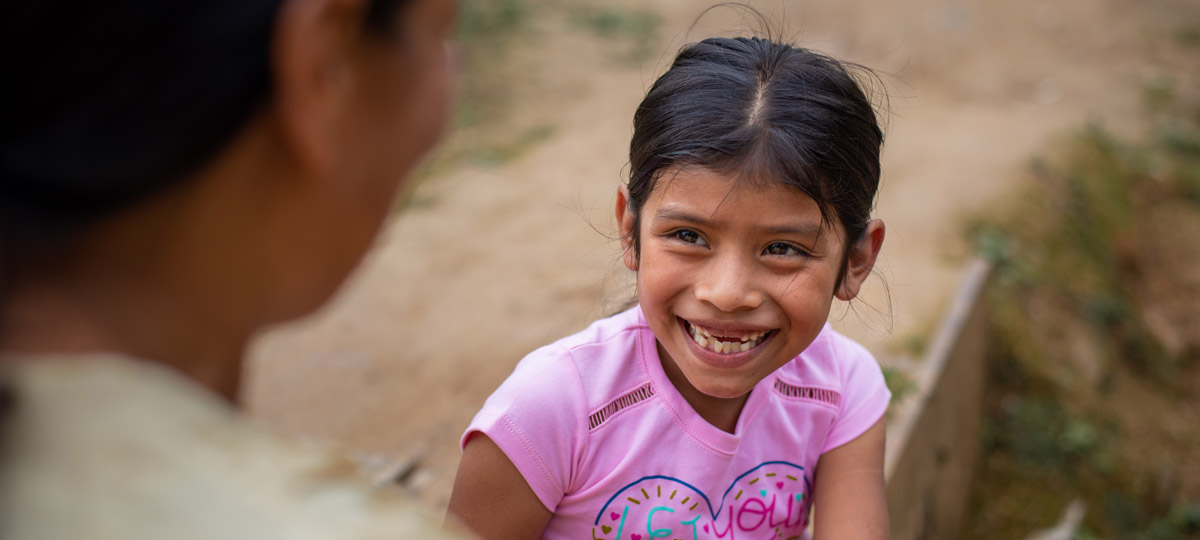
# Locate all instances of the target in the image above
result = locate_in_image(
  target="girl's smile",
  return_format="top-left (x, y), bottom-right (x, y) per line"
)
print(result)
top-left (680, 317), bottom-right (776, 359)
top-left (617, 166), bottom-right (882, 428)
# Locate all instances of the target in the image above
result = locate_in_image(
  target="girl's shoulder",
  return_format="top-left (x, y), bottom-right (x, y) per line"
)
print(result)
top-left (462, 307), bottom-right (656, 494)
top-left (546, 305), bottom-right (646, 355)
top-left (495, 306), bottom-right (655, 417)
top-left (770, 325), bottom-right (891, 454)
top-left (774, 323), bottom-right (885, 395)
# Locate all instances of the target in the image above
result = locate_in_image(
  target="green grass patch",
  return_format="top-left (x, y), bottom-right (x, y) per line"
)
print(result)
top-left (457, 0), bottom-right (528, 45)
top-left (465, 124), bottom-right (556, 168)
top-left (570, 6), bottom-right (661, 64)
top-left (881, 365), bottom-right (917, 407)
top-left (402, 0), bottom-right (534, 196)
top-left (452, 0), bottom-right (531, 130)
top-left (963, 81), bottom-right (1200, 539)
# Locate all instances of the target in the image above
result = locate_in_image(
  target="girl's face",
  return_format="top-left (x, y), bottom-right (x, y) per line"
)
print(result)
top-left (617, 167), bottom-right (880, 401)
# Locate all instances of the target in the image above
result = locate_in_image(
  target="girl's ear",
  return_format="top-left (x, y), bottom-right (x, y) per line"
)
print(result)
top-left (615, 184), bottom-right (638, 271)
top-left (836, 219), bottom-right (885, 301)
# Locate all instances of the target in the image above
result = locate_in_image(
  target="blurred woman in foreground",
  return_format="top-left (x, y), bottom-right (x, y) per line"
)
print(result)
top-left (0, 0), bottom-right (462, 537)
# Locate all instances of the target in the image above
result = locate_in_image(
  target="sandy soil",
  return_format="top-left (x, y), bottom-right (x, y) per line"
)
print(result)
top-left (244, 0), bottom-right (1200, 511)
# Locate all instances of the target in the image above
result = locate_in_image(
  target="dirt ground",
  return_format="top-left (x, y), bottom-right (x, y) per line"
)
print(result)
top-left (244, 0), bottom-right (1200, 512)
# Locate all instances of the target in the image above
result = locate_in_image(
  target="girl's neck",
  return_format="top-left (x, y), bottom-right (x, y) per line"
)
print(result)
top-left (656, 342), bottom-right (749, 434)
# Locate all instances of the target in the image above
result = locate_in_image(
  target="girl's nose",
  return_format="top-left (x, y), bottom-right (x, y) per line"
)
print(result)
top-left (693, 254), bottom-right (764, 313)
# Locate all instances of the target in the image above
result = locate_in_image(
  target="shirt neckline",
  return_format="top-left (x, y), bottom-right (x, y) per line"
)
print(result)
top-left (634, 306), bottom-right (774, 456)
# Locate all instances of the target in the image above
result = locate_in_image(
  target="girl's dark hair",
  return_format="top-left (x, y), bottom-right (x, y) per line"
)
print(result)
top-left (626, 36), bottom-right (884, 289)
top-left (0, 0), bottom-right (413, 276)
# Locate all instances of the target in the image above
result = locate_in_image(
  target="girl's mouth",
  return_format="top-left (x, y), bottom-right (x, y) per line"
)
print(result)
top-left (682, 319), bottom-right (776, 354)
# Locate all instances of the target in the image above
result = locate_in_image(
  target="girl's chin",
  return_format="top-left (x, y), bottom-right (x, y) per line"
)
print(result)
top-left (684, 374), bottom-right (756, 400)
top-left (658, 340), bottom-right (764, 401)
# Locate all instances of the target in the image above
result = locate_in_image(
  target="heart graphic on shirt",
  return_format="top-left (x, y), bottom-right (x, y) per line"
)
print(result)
top-left (590, 461), bottom-right (811, 540)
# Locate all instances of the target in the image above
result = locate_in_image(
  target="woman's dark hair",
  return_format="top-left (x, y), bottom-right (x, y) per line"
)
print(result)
top-left (626, 36), bottom-right (884, 289)
top-left (0, 0), bottom-right (414, 277)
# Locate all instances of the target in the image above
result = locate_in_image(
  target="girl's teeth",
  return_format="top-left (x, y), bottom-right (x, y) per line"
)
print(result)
top-left (687, 322), bottom-right (769, 354)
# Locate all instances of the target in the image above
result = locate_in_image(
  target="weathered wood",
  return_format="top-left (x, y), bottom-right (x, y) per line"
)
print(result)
top-left (885, 259), bottom-right (991, 540)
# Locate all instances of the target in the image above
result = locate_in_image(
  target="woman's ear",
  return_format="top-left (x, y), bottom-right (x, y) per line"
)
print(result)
top-left (616, 184), bottom-right (638, 271)
top-left (836, 219), bottom-right (885, 301)
top-left (271, 0), bottom-right (365, 174)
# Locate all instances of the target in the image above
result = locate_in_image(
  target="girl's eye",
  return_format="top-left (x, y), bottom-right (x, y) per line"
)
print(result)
top-left (671, 229), bottom-right (705, 245)
top-left (764, 242), bottom-right (807, 257)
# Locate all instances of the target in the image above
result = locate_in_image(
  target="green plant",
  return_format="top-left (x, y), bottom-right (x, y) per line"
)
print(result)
top-left (457, 0), bottom-right (527, 43)
top-left (881, 366), bottom-right (916, 406)
top-left (466, 124), bottom-right (556, 167)
top-left (964, 80), bottom-right (1200, 539)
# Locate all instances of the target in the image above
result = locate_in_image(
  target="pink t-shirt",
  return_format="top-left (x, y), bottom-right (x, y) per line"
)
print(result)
top-left (463, 306), bottom-right (889, 540)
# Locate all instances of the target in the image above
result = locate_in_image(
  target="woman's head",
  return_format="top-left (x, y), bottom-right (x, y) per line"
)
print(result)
top-left (1, 0), bottom-right (414, 236)
top-left (624, 37), bottom-right (884, 287)
top-left (0, 0), bottom-right (457, 390)
top-left (0, 0), bottom-right (455, 308)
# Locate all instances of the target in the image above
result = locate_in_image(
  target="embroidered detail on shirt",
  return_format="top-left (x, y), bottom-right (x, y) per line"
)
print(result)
top-left (589, 383), bottom-right (655, 430)
top-left (773, 379), bottom-right (841, 407)
top-left (590, 461), bottom-right (812, 540)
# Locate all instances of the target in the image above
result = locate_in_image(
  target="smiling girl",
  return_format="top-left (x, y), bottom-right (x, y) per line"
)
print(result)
top-left (449, 36), bottom-right (890, 540)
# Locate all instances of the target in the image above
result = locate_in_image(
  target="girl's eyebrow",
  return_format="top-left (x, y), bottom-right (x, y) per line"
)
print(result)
top-left (751, 223), bottom-right (823, 238)
top-left (653, 207), bottom-right (823, 239)
top-left (652, 207), bottom-right (710, 225)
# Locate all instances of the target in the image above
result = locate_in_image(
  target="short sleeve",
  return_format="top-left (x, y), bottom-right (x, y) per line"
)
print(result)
top-left (821, 340), bottom-right (891, 453)
top-left (461, 344), bottom-right (588, 512)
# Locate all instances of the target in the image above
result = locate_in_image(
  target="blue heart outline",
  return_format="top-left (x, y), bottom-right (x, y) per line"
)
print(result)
top-left (592, 460), bottom-right (811, 526)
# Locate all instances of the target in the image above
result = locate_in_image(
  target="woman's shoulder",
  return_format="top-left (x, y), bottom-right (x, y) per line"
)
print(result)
top-left (3, 355), bottom-right (467, 540)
